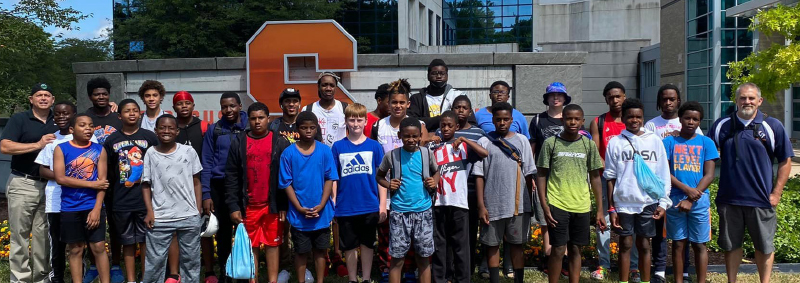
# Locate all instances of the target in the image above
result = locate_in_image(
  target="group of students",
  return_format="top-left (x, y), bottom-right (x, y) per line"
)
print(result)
top-left (2, 58), bottom-right (789, 283)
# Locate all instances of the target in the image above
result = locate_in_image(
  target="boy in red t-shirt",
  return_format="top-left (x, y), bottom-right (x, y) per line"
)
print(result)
top-left (225, 102), bottom-right (287, 283)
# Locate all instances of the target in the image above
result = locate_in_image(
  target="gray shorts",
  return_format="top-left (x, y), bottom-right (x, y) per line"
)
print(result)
top-left (480, 213), bottom-right (531, 246)
top-left (614, 203), bottom-right (658, 238)
top-left (717, 203), bottom-right (777, 254)
top-left (389, 208), bottom-right (435, 258)
top-left (531, 189), bottom-right (547, 226)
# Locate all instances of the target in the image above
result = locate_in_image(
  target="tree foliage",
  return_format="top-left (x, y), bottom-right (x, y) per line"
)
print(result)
top-left (727, 4), bottom-right (800, 101)
top-left (112, 0), bottom-right (342, 59)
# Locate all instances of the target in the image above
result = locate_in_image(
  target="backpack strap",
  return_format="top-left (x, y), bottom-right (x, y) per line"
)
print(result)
top-left (268, 118), bottom-right (281, 134)
top-left (370, 121), bottom-right (380, 140)
top-left (200, 120), bottom-right (209, 136)
top-left (420, 147), bottom-right (431, 180)
top-left (341, 101), bottom-right (349, 111)
top-left (304, 103), bottom-right (314, 112)
top-left (597, 113), bottom-right (606, 143)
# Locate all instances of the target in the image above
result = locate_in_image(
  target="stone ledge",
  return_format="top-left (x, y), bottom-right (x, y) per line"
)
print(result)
top-left (73, 61), bottom-right (138, 74)
top-left (138, 58), bottom-right (217, 71)
top-left (494, 52), bottom-right (587, 65)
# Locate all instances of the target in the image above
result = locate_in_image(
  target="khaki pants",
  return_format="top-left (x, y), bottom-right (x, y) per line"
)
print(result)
top-left (6, 175), bottom-right (50, 283)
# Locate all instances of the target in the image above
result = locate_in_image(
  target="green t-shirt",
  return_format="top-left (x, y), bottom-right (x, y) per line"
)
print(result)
top-left (536, 135), bottom-right (603, 213)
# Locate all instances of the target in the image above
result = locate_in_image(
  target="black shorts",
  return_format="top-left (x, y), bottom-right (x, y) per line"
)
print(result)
top-left (113, 211), bottom-right (147, 245)
top-left (61, 210), bottom-right (107, 244)
top-left (337, 212), bottom-right (379, 251)
top-left (548, 205), bottom-right (590, 247)
top-left (614, 203), bottom-right (658, 238)
top-left (291, 227), bottom-right (331, 254)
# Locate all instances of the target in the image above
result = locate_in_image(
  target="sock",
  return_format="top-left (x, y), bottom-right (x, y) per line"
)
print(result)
top-left (489, 267), bottom-right (500, 283)
top-left (684, 273), bottom-right (690, 277)
top-left (655, 271), bottom-right (665, 278)
top-left (89, 265), bottom-right (97, 270)
top-left (128, 281), bottom-right (137, 283)
top-left (167, 274), bottom-right (180, 280)
top-left (513, 269), bottom-right (524, 283)
top-left (111, 265), bottom-right (120, 270)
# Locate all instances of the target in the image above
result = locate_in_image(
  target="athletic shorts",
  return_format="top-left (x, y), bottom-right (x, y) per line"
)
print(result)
top-left (113, 210), bottom-right (147, 245)
top-left (480, 213), bottom-right (531, 246)
top-left (389, 209), bottom-right (435, 258)
top-left (614, 203), bottom-right (658, 238)
top-left (337, 212), bottom-right (379, 251)
top-left (291, 227), bottom-right (331, 254)
top-left (666, 194), bottom-right (711, 243)
top-left (717, 203), bottom-right (776, 254)
top-left (61, 209), bottom-right (106, 244)
top-left (548, 206), bottom-right (591, 247)
top-left (245, 204), bottom-right (284, 247)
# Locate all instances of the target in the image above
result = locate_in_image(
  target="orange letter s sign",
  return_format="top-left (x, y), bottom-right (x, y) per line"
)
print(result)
top-left (246, 20), bottom-right (357, 114)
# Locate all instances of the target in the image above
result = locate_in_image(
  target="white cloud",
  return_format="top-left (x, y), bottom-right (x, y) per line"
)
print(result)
top-left (93, 18), bottom-right (112, 39)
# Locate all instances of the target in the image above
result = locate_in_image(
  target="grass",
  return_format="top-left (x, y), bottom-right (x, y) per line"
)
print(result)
top-left (1, 259), bottom-right (800, 283)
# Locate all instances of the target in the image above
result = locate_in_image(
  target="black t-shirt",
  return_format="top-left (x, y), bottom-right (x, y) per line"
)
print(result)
top-left (104, 129), bottom-right (159, 212)
top-left (273, 117), bottom-right (323, 144)
top-left (529, 112), bottom-right (565, 157)
top-left (86, 107), bottom-right (123, 145)
top-left (0, 110), bottom-right (58, 176)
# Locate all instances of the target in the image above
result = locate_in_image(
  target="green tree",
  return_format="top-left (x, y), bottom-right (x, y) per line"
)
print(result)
top-left (113, 0), bottom-right (342, 59)
top-left (727, 4), bottom-right (800, 101)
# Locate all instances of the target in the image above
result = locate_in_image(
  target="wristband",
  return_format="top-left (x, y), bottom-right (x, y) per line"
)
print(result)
top-left (607, 206), bottom-right (617, 214)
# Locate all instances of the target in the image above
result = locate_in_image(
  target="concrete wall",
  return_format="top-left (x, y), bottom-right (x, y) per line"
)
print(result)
top-left (659, 0), bottom-right (685, 95)
top-left (398, 0), bottom-right (442, 52)
top-left (539, 39), bottom-right (651, 119)
top-left (533, 0), bottom-right (660, 47)
top-left (73, 52), bottom-right (587, 124)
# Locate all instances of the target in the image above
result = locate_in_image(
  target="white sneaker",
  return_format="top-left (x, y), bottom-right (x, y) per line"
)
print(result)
top-left (277, 270), bottom-right (291, 283)
top-left (304, 269), bottom-right (314, 283)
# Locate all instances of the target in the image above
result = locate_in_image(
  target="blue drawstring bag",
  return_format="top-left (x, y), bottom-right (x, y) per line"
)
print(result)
top-left (624, 136), bottom-right (666, 200)
top-left (226, 223), bottom-right (255, 279)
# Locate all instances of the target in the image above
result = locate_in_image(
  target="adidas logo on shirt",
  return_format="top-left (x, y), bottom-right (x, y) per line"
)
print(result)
top-left (340, 152), bottom-right (373, 177)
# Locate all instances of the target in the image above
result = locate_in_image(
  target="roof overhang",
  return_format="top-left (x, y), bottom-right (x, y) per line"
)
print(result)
top-left (726, 0), bottom-right (796, 18)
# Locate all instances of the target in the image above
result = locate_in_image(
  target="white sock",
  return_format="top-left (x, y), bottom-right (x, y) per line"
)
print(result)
top-left (655, 271), bottom-right (665, 278)
top-left (683, 273), bottom-right (690, 277)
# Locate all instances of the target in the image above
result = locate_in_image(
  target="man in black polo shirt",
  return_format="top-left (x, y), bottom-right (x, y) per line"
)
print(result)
top-left (0, 83), bottom-right (58, 283)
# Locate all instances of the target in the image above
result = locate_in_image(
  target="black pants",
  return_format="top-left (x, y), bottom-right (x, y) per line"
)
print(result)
top-left (652, 217), bottom-right (669, 272)
top-left (47, 213), bottom-right (65, 283)
top-left (468, 191), bottom-right (480, 273)
top-left (211, 179), bottom-right (235, 281)
top-left (432, 206), bottom-right (470, 283)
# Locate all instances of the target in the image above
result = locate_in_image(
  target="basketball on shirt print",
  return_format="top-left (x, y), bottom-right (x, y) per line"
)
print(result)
top-left (66, 148), bottom-right (101, 180)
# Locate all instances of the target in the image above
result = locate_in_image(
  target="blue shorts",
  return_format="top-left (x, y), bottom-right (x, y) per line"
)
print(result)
top-left (666, 193), bottom-right (711, 243)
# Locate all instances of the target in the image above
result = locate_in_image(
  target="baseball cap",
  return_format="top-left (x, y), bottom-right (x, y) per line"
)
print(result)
top-left (30, 83), bottom-right (52, 95)
top-left (543, 82), bottom-right (572, 106)
top-left (279, 88), bottom-right (301, 103)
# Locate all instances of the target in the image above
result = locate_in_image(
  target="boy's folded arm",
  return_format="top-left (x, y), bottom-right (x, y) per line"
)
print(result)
top-left (462, 138), bottom-right (488, 158)
top-left (39, 165), bottom-right (55, 181)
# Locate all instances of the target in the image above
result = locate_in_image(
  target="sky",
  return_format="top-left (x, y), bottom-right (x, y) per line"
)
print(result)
top-left (3, 0), bottom-right (113, 40)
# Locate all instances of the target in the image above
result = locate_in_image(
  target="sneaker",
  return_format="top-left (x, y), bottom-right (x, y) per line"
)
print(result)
top-left (380, 271), bottom-right (390, 283)
top-left (652, 274), bottom-right (666, 283)
top-left (560, 268), bottom-right (569, 278)
top-left (629, 269), bottom-right (641, 283)
top-left (204, 275), bottom-right (219, 283)
top-left (83, 267), bottom-right (99, 283)
top-left (403, 272), bottom-right (417, 283)
top-left (304, 269), bottom-right (314, 283)
top-left (683, 274), bottom-right (693, 283)
top-left (590, 267), bottom-right (605, 280)
top-left (504, 269), bottom-right (514, 279)
top-left (479, 271), bottom-right (489, 279)
top-left (277, 270), bottom-right (291, 283)
top-left (165, 276), bottom-right (181, 283)
top-left (110, 266), bottom-right (125, 283)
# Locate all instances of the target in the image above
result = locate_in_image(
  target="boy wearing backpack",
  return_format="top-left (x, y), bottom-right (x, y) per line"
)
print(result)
top-left (304, 73), bottom-right (349, 146)
top-left (225, 102), bottom-right (288, 283)
top-left (663, 102), bottom-right (717, 283)
top-left (279, 111), bottom-right (339, 283)
top-left (201, 92), bottom-right (248, 280)
top-left (332, 103), bottom-right (386, 283)
top-left (141, 115), bottom-right (203, 283)
top-left (430, 111), bottom-right (487, 283)
top-left (604, 98), bottom-right (671, 283)
top-left (473, 102), bottom-right (536, 283)
top-left (376, 117), bottom-right (440, 283)
top-left (535, 104), bottom-right (606, 283)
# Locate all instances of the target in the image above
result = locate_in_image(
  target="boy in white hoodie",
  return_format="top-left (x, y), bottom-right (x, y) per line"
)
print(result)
top-left (604, 98), bottom-right (671, 283)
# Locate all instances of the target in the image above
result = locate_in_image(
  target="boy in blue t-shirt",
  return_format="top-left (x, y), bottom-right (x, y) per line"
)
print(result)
top-left (52, 114), bottom-right (110, 283)
top-left (376, 117), bottom-right (440, 283)
top-left (332, 103), bottom-right (386, 283)
top-left (279, 111), bottom-right (339, 283)
top-left (663, 102), bottom-right (718, 283)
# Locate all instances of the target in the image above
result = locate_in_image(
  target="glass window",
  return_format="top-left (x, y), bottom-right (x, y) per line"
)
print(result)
top-left (722, 30), bottom-right (736, 46)
top-left (688, 15), bottom-right (709, 36)
top-left (519, 5), bottom-right (532, 16)
top-left (687, 51), bottom-right (709, 69)
top-left (688, 68), bottom-right (710, 86)
top-left (721, 48), bottom-right (736, 65)
top-left (737, 30), bottom-right (753, 46)
top-left (442, 0), bottom-right (533, 51)
top-left (737, 47), bottom-right (752, 60)
top-left (688, 0), bottom-right (709, 19)
top-left (722, 84), bottom-right (733, 100)
top-left (687, 34), bottom-right (710, 52)
top-left (687, 85), bottom-right (710, 102)
top-left (793, 120), bottom-right (800, 132)
top-left (503, 6), bottom-right (518, 16)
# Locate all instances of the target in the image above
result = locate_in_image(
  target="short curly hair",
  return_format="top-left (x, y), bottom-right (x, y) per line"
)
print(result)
top-left (137, 80), bottom-right (165, 100)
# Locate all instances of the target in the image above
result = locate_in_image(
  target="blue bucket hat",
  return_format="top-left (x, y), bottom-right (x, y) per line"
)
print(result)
top-left (543, 82), bottom-right (572, 106)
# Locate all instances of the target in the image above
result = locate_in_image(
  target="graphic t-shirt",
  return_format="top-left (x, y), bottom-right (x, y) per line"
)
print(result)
top-left (474, 133), bottom-right (537, 221)
top-left (536, 135), bottom-right (603, 213)
top-left (433, 142), bottom-right (470, 209)
top-left (57, 141), bottom-right (103, 212)
top-left (644, 116), bottom-right (703, 139)
top-left (375, 117), bottom-right (405, 154)
top-left (365, 113), bottom-right (380, 139)
top-left (86, 108), bottom-right (122, 145)
top-left (35, 132), bottom-right (97, 213)
top-left (332, 138), bottom-right (385, 216)
top-left (303, 101), bottom-right (346, 146)
top-left (378, 148), bottom-right (437, 212)
top-left (595, 113), bottom-right (627, 159)
top-left (426, 94), bottom-right (445, 117)
top-left (142, 144), bottom-right (204, 222)
top-left (663, 135), bottom-right (719, 196)
top-left (104, 129), bottom-right (160, 212)
top-left (529, 112), bottom-right (587, 156)
top-left (279, 141), bottom-right (339, 231)
top-left (246, 133), bottom-right (273, 205)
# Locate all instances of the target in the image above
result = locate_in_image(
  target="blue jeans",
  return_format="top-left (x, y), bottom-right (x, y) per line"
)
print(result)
top-left (598, 177), bottom-right (638, 270)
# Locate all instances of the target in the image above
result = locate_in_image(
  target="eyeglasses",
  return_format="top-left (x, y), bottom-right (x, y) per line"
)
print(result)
top-left (429, 71), bottom-right (447, 77)
top-left (490, 90), bottom-right (509, 95)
